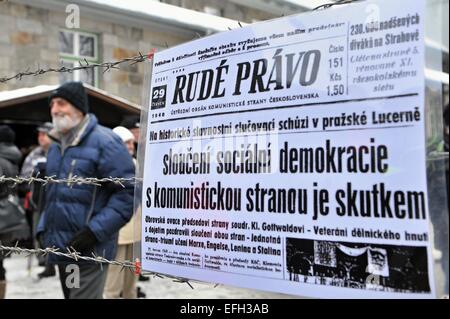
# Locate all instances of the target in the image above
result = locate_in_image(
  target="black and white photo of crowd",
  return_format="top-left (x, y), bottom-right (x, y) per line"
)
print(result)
top-left (286, 238), bottom-right (431, 293)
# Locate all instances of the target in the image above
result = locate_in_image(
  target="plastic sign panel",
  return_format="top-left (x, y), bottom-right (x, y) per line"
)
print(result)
top-left (141, 0), bottom-right (434, 298)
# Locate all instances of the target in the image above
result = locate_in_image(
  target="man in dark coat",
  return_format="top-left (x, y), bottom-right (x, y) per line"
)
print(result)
top-left (36, 82), bottom-right (135, 299)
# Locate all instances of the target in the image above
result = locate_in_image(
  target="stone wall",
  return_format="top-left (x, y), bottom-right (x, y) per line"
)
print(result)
top-left (0, 3), bottom-right (59, 89)
top-left (0, 2), bottom-right (193, 104)
top-left (0, 1), bottom-right (276, 104)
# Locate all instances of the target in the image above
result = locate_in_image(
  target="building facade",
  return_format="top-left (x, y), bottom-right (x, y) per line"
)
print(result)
top-left (0, 0), bottom-right (298, 104)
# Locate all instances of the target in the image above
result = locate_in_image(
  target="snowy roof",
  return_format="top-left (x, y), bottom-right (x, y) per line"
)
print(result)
top-left (282, 0), bottom-right (334, 10)
top-left (0, 84), bottom-right (141, 111)
top-left (11, 0), bottom-right (245, 35)
top-left (0, 85), bottom-right (57, 104)
top-left (78, 0), bottom-right (244, 33)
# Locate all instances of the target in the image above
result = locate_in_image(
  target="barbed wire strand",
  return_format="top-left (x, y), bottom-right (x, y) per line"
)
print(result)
top-left (0, 242), bottom-right (197, 289)
top-left (0, 175), bottom-right (143, 187)
top-left (1, 243), bottom-right (448, 297)
top-left (0, 49), bottom-right (157, 84)
top-left (0, 174), bottom-right (207, 289)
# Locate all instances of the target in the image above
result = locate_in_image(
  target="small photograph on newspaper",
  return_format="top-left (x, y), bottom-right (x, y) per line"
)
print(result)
top-left (286, 238), bottom-right (430, 294)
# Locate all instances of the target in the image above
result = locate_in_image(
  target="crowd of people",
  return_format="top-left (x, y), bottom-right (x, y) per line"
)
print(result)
top-left (0, 81), bottom-right (147, 299)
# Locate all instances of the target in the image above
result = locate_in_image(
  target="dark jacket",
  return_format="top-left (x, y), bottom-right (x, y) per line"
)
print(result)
top-left (0, 142), bottom-right (24, 243)
top-left (37, 114), bottom-right (135, 263)
top-left (0, 143), bottom-right (22, 199)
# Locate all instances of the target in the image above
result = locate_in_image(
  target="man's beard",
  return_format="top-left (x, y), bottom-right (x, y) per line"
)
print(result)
top-left (52, 113), bottom-right (82, 133)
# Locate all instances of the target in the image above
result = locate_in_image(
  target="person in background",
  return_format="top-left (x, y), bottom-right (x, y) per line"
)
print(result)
top-left (444, 104), bottom-right (449, 206)
top-left (104, 126), bottom-right (140, 299)
top-left (120, 115), bottom-right (140, 153)
top-left (26, 122), bottom-right (56, 279)
top-left (427, 102), bottom-right (449, 295)
top-left (112, 126), bottom-right (135, 158)
top-left (19, 122), bottom-right (53, 179)
top-left (443, 103), bottom-right (449, 293)
top-left (36, 82), bottom-right (135, 299)
top-left (19, 123), bottom-right (56, 278)
top-left (0, 125), bottom-right (25, 299)
top-left (120, 115), bottom-right (149, 285)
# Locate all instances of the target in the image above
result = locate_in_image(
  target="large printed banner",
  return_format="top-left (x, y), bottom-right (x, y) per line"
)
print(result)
top-left (141, 0), bottom-right (434, 298)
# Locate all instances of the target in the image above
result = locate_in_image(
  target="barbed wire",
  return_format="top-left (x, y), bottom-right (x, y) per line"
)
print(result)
top-left (0, 242), bottom-right (196, 289)
top-left (0, 50), bottom-right (156, 84)
top-left (0, 175), bottom-right (143, 187)
top-left (1, 243), bottom-right (447, 297)
top-left (1, 149), bottom-right (448, 189)
top-left (0, 173), bottom-right (215, 290)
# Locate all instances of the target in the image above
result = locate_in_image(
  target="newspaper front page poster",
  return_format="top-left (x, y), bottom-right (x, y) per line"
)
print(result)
top-left (141, 0), bottom-right (434, 298)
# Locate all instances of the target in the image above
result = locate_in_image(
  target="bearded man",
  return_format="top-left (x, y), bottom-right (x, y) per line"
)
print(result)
top-left (36, 82), bottom-right (135, 299)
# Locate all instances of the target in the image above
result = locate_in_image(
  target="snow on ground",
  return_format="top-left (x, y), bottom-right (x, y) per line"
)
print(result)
top-left (4, 253), bottom-right (448, 298)
top-left (3, 254), bottom-right (298, 299)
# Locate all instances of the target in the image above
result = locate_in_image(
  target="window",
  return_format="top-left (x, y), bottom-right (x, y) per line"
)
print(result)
top-left (58, 30), bottom-right (99, 86)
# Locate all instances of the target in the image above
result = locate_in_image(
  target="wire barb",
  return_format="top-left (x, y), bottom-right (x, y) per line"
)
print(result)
top-left (0, 175), bottom-right (143, 186)
top-left (0, 51), bottom-right (156, 84)
top-left (0, 242), bottom-right (194, 285)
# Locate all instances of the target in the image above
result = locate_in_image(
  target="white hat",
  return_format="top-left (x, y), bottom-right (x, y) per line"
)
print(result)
top-left (113, 126), bottom-right (134, 143)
